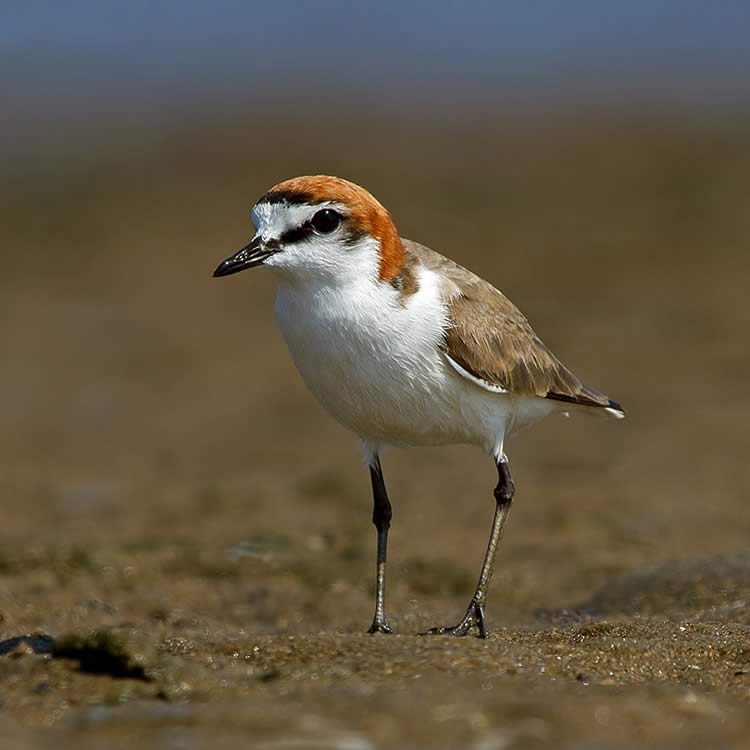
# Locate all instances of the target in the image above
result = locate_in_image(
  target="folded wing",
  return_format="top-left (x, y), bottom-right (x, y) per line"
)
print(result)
top-left (404, 239), bottom-right (624, 415)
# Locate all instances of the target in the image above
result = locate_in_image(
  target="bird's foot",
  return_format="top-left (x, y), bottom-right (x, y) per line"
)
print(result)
top-left (367, 618), bottom-right (393, 635)
top-left (420, 601), bottom-right (489, 639)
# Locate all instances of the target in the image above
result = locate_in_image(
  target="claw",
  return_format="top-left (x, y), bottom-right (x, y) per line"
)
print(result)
top-left (419, 601), bottom-right (489, 638)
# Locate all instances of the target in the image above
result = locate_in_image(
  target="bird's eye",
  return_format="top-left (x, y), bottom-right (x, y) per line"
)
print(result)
top-left (310, 209), bottom-right (342, 235)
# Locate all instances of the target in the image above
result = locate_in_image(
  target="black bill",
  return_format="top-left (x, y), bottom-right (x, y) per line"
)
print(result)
top-left (213, 237), bottom-right (277, 277)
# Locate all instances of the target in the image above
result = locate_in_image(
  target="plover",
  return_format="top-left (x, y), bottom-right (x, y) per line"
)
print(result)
top-left (214, 175), bottom-right (624, 638)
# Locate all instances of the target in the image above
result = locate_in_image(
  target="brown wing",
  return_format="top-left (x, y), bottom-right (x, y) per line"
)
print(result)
top-left (403, 239), bottom-right (617, 409)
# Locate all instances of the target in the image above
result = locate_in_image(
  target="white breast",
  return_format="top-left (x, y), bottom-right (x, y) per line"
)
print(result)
top-left (274, 262), bottom-right (555, 458)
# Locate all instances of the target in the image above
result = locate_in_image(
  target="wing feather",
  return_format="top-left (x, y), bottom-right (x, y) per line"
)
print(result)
top-left (403, 239), bottom-right (622, 413)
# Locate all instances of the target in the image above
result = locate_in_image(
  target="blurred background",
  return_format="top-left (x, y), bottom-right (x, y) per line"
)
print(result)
top-left (0, 0), bottom-right (750, 747)
top-left (3, 1), bottom-right (749, 503)
top-left (2, 2), bottom-right (750, 737)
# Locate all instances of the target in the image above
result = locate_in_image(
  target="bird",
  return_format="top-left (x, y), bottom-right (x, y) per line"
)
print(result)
top-left (213, 175), bottom-right (624, 638)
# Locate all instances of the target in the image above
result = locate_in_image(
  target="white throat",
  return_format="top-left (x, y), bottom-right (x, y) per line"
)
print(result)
top-left (267, 233), bottom-right (381, 287)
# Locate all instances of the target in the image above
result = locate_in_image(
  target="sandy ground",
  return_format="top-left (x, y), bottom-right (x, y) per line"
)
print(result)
top-left (1, 118), bottom-right (750, 748)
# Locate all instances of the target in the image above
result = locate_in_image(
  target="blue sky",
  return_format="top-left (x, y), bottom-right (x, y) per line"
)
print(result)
top-left (3, 1), bottom-right (750, 114)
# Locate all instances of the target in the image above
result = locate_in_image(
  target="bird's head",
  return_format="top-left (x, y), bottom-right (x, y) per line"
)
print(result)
top-left (213, 176), bottom-right (405, 286)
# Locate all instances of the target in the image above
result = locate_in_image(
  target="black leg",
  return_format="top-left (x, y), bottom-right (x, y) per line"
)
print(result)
top-left (421, 457), bottom-right (515, 638)
top-left (367, 456), bottom-right (393, 634)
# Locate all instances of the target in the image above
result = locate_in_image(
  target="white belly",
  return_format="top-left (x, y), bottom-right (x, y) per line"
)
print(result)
top-left (274, 270), bottom-right (555, 456)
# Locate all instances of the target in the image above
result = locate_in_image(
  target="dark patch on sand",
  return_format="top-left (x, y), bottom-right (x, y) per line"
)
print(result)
top-left (52, 631), bottom-right (150, 681)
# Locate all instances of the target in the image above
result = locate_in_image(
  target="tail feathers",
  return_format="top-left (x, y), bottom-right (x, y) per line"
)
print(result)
top-left (547, 390), bottom-right (625, 419)
top-left (604, 399), bottom-right (626, 419)
top-left (548, 391), bottom-right (626, 419)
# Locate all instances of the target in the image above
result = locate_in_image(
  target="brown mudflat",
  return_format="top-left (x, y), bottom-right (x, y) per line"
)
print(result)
top-left (1, 117), bottom-right (749, 748)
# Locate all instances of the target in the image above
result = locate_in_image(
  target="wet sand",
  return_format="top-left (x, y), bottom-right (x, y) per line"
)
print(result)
top-left (1, 118), bottom-right (749, 748)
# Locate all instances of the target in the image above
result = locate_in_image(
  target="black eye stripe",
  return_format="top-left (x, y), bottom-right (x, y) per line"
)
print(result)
top-left (277, 209), bottom-right (344, 245)
top-left (278, 222), bottom-right (315, 245)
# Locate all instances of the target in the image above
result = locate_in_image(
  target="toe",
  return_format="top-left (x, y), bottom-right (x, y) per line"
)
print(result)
top-left (367, 621), bottom-right (393, 634)
top-left (419, 625), bottom-right (470, 637)
top-left (418, 627), bottom-right (446, 636)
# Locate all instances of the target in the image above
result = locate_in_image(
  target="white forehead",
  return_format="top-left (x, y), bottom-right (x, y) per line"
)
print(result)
top-left (251, 200), bottom-right (345, 240)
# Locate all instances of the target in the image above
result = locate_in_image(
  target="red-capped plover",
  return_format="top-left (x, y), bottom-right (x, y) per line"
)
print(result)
top-left (214, 175), bottom-right (624, 638)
